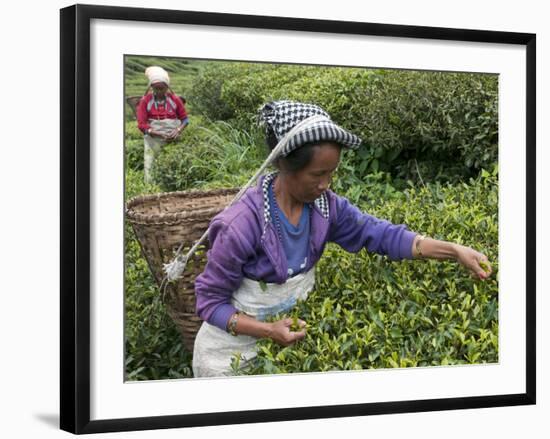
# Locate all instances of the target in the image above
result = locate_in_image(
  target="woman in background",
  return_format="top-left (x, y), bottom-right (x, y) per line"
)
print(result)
top-left (137, 66), bottom-right (189, 184)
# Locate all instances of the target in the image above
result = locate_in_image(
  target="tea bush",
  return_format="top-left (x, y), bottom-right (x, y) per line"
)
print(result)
top-left (125, 163), bottom-right (498, 379)
top-left (151, 116), bottom-right (267, 191)
top-left (124, 121), bottom-right (145, 171)
top-left (239, 168), bottom-right (498, 375)
top-left (124, 168), bottom-right (193, 380)
top-left (189, 63), bottom-right (497, 183)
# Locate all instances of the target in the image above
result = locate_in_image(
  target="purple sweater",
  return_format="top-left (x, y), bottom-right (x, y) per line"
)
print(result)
top-left (194, 173), bottom-right (417, 331)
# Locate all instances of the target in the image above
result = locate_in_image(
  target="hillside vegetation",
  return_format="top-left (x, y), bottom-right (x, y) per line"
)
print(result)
top-left (124, 56), bottom-right (498, 380)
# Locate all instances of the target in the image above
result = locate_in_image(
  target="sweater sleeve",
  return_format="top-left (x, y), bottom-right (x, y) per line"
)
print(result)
top-left (194, 218), bottom-right (256, 331)
top-left (174, 95), bottom-right (189, 125)
top-left (136, 96), bottom-right (150, 133)
top-left (327, 193), bottom-right (417, 260)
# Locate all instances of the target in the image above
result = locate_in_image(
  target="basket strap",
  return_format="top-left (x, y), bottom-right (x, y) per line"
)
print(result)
top-left (161, 114), bottom-right (330, 284)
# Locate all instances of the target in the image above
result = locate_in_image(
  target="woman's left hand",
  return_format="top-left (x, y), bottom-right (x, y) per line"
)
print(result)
top-left (454, 244), bottom-right (492, 280)
top-left (167, 127), bottom-right (182, 141)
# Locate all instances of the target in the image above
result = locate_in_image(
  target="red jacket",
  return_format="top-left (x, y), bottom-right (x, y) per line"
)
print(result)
top-left (136, 93), bottom-right (188, 133)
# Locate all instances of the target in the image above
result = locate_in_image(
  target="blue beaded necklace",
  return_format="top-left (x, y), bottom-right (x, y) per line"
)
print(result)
top-left (270, 178), bottom-right (284, 243)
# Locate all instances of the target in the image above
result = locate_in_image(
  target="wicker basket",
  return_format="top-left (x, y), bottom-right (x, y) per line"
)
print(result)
top-left (125, 188), bottom-right (239, 352)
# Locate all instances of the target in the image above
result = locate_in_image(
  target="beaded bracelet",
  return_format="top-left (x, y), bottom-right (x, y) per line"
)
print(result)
top-left (228, 312), bottom-right (241, 336)
top-left (416, 234), bottom-right (426, 257)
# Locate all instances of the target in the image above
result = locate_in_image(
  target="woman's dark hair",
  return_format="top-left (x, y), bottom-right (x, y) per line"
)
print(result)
top-left (266, 126), bottom-right (341, 173)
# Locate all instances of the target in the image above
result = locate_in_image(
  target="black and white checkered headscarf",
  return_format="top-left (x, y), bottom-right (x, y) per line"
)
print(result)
top-left (258, 100), bottom-right (362, 157)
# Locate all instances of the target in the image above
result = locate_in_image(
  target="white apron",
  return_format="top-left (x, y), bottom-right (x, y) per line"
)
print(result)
top-left (192, 268), bottom-right (316, 378)
top-left (143, 118), bottom-right (182, 184)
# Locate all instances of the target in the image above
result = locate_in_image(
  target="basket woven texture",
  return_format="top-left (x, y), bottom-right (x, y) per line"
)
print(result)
top-left (126, 188), bottom-right (239, 353)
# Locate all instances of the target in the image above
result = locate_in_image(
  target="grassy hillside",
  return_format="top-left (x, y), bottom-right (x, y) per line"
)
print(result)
top-left (124, 56), bottom-right (211, 119)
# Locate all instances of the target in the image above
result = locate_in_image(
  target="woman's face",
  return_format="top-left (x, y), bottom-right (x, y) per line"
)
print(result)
top-left (152, 82), bottom-right (168, 98)
top-left (282, 142), bottom-right (341, 203)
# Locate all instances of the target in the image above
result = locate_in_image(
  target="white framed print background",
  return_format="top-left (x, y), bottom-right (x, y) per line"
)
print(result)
top-left (60, 4), bottom-right (536, 434)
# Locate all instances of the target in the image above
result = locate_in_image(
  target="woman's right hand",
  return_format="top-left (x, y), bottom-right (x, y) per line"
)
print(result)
top-left (267, 317), bottom-right (307, 346)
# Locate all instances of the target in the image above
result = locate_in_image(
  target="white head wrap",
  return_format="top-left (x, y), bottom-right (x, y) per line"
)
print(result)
top-left (145, 66), bottom-right (170, 87)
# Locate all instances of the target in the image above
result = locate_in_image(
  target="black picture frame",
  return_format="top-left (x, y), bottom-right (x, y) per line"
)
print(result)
top-left (60, 3), bottom-right (536, 434)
